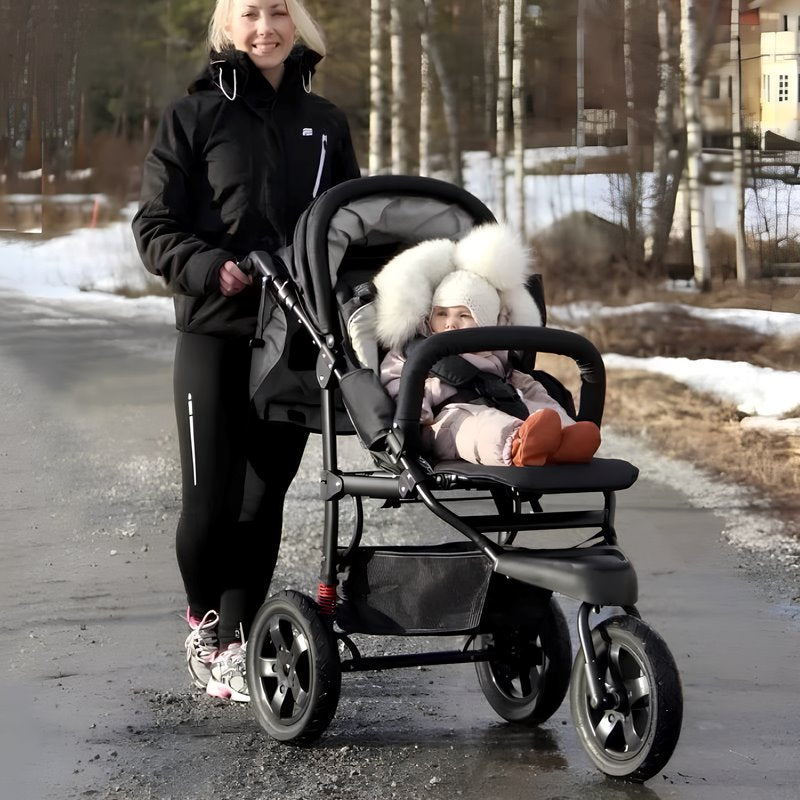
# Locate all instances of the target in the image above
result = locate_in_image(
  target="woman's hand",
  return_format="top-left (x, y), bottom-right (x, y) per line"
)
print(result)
top-left (218, 260), bottom-right (253, 296)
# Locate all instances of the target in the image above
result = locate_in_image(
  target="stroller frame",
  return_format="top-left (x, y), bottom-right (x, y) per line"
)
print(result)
top-left (241, 176), bottom-right (682, 783)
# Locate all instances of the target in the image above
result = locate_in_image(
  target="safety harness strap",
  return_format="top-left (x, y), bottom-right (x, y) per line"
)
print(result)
top-left (404, 340), bottom-right (529, 421)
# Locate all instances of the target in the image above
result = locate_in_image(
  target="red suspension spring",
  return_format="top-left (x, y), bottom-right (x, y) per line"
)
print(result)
top-left (317, 582), bottom-right (337, 615)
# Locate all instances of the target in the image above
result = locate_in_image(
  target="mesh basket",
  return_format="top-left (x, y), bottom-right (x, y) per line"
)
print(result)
top-left (336, 542), bottom-right (493, 635)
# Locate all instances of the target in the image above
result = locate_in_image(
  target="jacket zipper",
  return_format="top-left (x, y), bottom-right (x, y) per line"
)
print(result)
top-left (312, 133), bottom-right (328, 199)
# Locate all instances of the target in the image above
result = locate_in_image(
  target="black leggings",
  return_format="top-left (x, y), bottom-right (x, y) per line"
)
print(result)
top-left (173, 332), bottom-right (308, 646)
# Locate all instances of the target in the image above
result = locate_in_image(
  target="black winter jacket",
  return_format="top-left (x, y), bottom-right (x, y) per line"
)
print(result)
top-left (132, 47), bottom-right (360, 337)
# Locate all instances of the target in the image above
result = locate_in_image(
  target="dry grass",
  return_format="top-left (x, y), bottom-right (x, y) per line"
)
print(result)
top-left (536, 283), bottom-right (800, 536)
top-left (603, 370), bottom-right (800, 519)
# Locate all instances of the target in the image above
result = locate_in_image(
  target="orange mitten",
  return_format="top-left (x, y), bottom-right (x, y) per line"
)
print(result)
top-left (547, 421), bottom-right (601, 464)
top-left (511, 408), bottom-right (563, 466)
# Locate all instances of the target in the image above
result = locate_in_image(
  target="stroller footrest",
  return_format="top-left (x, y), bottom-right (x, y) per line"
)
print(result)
top-left (493, 545), bottom-right (638, 606)
top-left (431, 457), bottom-right (639, 493)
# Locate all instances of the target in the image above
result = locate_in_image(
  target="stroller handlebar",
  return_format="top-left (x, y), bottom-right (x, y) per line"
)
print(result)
top-left (394, 327), bottom-right (606, 450)
top-left (240, 250), bottom-right (302, 315)
top-left (239, 250), bottom-right (286, 282)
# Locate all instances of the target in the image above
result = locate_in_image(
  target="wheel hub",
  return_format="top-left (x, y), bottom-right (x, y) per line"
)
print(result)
top-left (258, 616), bottom-right (311, 720)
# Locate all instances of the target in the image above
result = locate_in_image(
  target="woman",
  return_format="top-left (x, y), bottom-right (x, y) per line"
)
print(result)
top-left (133, 0), bottom-right (360, 703)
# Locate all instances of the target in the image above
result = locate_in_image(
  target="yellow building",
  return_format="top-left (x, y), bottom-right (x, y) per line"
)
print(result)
top-left (751, 1), bottom-right (800, 144)
top-left (704, 2), bottom-right (800, 147)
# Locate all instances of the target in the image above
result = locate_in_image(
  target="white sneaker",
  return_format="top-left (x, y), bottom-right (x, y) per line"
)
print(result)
top-left (206, 642), bottom-right (249, 703)
top-left (184, 608), bottom-right (219, 689)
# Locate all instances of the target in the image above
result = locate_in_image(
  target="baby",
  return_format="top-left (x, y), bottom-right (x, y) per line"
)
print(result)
top-left (374, 224), bottom-right (600, 467)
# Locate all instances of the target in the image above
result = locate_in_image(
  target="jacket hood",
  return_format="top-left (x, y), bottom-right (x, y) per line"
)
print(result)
top-left (188, 44), bottom-right (322, 100)
top-left (374, 223), bottom-right (543, 352)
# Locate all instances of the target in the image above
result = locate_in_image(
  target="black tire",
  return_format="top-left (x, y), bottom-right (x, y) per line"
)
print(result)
top-left (246, 589), bottom-right (341, 744)
top-left (475, 597), bottom-right (572, 725)
top-left (569, 615), bottom-right (683, 782)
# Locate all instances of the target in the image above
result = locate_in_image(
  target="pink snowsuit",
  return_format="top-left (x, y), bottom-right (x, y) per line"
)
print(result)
top-left (380, 348), bottom-right (576, 466)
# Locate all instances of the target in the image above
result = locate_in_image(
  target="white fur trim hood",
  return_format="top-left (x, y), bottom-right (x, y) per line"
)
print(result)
top-left (373, 223), bottom-right (542, 351)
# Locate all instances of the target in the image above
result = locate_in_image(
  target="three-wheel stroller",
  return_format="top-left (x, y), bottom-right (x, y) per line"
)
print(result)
top-left (239, 176), bottom-right (683, 782)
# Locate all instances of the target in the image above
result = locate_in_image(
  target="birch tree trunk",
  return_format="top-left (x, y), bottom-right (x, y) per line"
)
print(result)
top-left (649, 0), bottom-right (675, 271)
top-left (369, 0), bottom-right (389, 175)
top-left (576, 0), bottom-right (585, 169)
top-left (649, 0), bottom-right (687, 276)
top-left (652, 0), bottom-right (671, 193)
top-left (495, 0), bottom-right (510, 221)
top-left (730, 0), bottom-right (749, 284)
top-left (623, 0), bottom-right (637, 157)
top-left (680, 0), bottom-right (711, 289)
top-left (482, 0), bottom-right (498, 143)
top-left (623, 0), bottom-right (642, 270)
top-left (390, 0), bottom-right (408, 173)
top-left (419, 0), bottom-right (432, 177)
top-left (511, 0), bottom-right (525, 236)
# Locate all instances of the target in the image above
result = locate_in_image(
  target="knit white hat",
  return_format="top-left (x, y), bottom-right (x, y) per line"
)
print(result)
top-left (431, 269), bottom-right (500, 328)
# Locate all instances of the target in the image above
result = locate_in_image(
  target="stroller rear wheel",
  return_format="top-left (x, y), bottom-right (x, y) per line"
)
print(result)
top-left (246, 590), bottom-right (341, 744)
top-left (569, 614), bottom-right (683, 782)
top-left (475, 597), bottom-right (572, 725)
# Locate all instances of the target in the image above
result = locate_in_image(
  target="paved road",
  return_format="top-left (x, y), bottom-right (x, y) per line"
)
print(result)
top-left (0, 289), bottom-right (798, 800)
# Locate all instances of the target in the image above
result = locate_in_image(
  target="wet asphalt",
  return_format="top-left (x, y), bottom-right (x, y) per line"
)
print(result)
top-left (0, 289), bottom-right (798, 800)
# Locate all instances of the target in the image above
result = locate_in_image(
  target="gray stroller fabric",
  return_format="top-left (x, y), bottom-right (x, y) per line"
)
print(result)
top-left (251, 193), bottom-right (478, 432)
top-left (325, 194), bottom-right (477, 284)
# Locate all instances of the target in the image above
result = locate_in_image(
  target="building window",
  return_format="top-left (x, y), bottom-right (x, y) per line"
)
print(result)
top-left (779, 74), bottom-right (789, 101)
top-left (706, 75), bottom-right (720, 99)
top-left (784, 14), bottom-right (789, 31)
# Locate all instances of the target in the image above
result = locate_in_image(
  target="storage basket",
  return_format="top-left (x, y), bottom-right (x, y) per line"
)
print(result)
top-left (336, 542), bottom-right (493, 635)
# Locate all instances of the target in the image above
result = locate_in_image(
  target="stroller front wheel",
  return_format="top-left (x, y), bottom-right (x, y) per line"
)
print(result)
top-left (247, 589), bottom-right (341, 744)
top-left (569, 614), bottom-right (683, 782)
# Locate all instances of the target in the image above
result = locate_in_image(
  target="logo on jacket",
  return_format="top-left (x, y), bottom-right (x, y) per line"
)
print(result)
top-left (302, 128), bottom-right (313, 136)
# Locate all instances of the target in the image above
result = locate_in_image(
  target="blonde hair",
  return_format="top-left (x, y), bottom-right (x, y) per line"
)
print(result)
top-left (208, 0), bottom-right (326, 57)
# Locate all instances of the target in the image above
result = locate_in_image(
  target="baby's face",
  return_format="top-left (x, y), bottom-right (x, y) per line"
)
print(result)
top-left (429, 305), bottom-right (478, 333)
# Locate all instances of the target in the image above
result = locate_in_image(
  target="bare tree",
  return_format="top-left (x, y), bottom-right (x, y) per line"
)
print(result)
top-left (648, 0), bottom-right (682, 273)
top-left (622, 0), bottom-right (642, 270)
top-left (494, 0), bottom-right (510, 220)
top-left (511, 0), bottom-right (525, 235)
top-left (730, 0), bottom-right (749, 284)
top-left (390, 0), bottom-right (408, 173)
top-left (4, 4), bottom-right (36, 181)
top-left (623, 0), bottom-right (638, 157)
top-left (424, 1), bottom-right (462, 185)
top-left (418, 0), bottom-right (432, 177)
top-left (369, 0), bottom-right (389, 174)
top-left (680, 0), bottom-right (711, 289)
top-left (482, 0), bottom-right (498, 143)
top-left (576, 0), bottom-right (585, 168)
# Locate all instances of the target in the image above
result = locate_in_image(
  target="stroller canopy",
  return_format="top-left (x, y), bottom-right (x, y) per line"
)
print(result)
top-left (250, 176), bottom-right (496, 432)
top-left (288, 175), bottom-right (497, 336)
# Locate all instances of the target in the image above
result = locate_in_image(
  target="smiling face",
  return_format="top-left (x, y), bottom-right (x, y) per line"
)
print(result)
top-left (429, 305), bottom-right (479, 334)
top-left (226, 0), bottom-right (296, 86)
